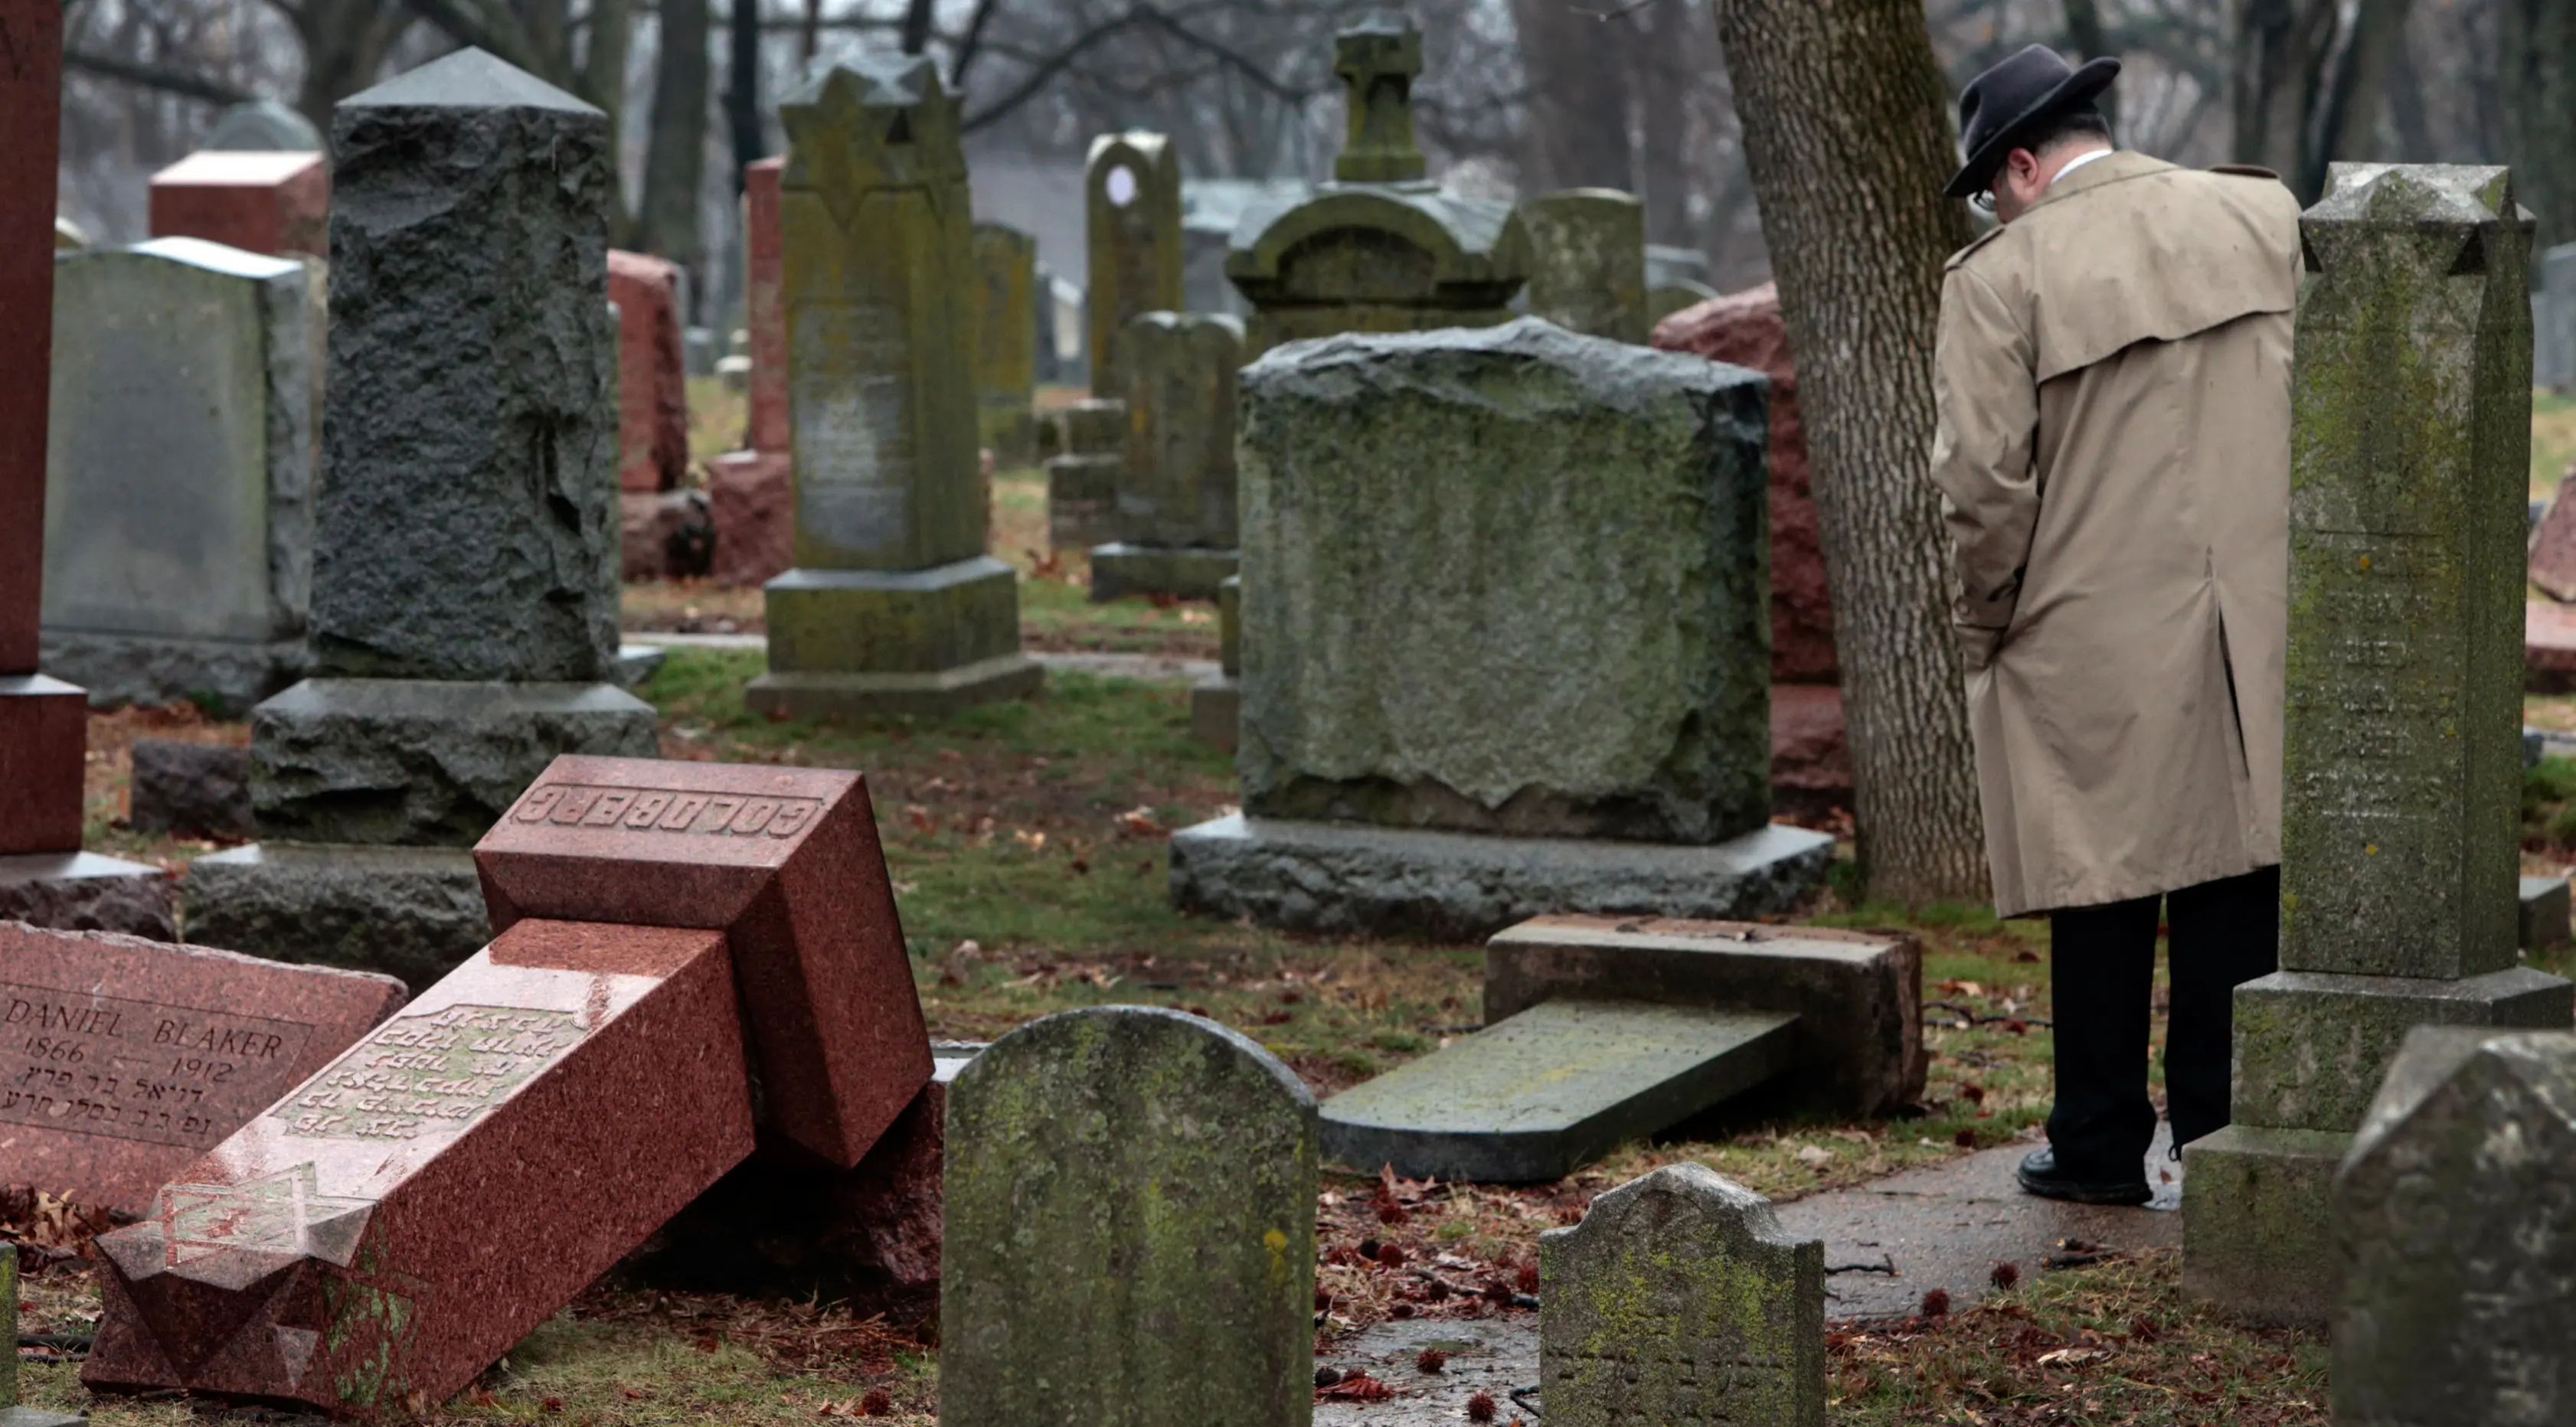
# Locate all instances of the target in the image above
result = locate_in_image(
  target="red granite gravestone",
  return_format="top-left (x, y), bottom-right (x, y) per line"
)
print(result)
top-left (83, 919), bottom-right (754, 1413)
top-left (146, 151), bottom-right (330, 259)
top-left (606, 250), bottom-right (687, 495)
top-left (744, 157), bottom-right (789, 456)
top-left (0, 924), bottom-right (404, 1216)
top-left (707, 448), bottom-right (793, 587)
top-left (472, 755), bottom-right (930, 1167)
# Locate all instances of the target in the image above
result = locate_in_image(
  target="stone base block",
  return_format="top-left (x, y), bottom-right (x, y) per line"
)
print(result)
top-left (616, 643), bottom-right (668, 690)
top-left (0, 674), bottom-right (87, 855)
top-left (38, 630), bottom-right (307, 714)
top-left (251, 678), bottom-right (659, 845)
top-left (2182, 1123), bottom-right (2352, 1324)
top-left (708, 449), bottom-right (794, 589)
top-left (2522, 875), bottom-right (2570, 950)
top-left (128, 740), bottom-right (253, 839)
top-left (746, 656), bottom-right (1045, 720)
top-left (0, 851), bottom-right (176, 940)
top-left (179, 841), bottom-right (489, 989)
top-left (763, 558), bottom-right (1024, 674)
top-left (1169, 812), bottom-right (1835, 941)
top-left (1045, 453), bottom-right (1120, 553)
top-left (1087, 543), bottom-right (1238, 602)
top-left (1189, 674), bottom-right (1239, 751)
top-left (2231, 966), bottom-right (2574, 1131)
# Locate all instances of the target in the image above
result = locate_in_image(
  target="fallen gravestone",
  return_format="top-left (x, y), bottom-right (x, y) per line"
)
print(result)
top-left (2183, 164), bottom-right (2575, 1324)
top-left (2335, 1027), bottom-right (2576, 1425)
top-left (3, 1244), bottom-right (85, 1427)
top-left (1541, 1162), bottom-right (1825, 1427)
top-left (0, 922), bottom-right (404, 1214)
top-left (87, 756), bottom-right (931, 1411)
top-left (1322, 917), bottom-right (1919, 1180)
top-left (943, 1007), bottom-right (1316, 1427)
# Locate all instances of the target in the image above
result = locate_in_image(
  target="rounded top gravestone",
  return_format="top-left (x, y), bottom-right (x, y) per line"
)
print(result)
top-left (1085, 132), bottom-right (1183, 397)
top-left (941, 1006), bottom-right (1318, 1427)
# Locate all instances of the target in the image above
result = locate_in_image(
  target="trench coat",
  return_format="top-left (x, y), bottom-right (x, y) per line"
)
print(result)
top-left (1930, 150), bottom-right (2302, 917)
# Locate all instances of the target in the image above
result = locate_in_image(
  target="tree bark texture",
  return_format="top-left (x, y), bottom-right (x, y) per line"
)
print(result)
top-left (638, 0), bottom-right (711, 268)
top-left (2502, 0), bottom-right (2576, 253)
top-left (1710, 0), bottom-right (1992, 904)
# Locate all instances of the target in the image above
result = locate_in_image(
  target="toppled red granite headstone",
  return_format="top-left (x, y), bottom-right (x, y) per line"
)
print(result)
top-left (147, 151), bottom-right (329, 259)
top-left (83, 919), bottom-right (753, 1413)
top-left (1652, 282), bottom-right (1839, 684)
top-left (607, 249), bottom-right (688, 494)
top-left (1, 924), bottom-right (404, 1214)
top-left (472, 755), bottom-right (930, 1167)
top-left (707, 449), bottom-right (794, 587)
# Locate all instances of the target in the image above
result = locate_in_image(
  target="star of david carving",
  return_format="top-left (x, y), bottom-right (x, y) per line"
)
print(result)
top-left (156, 1162), bottom-right (375, 1269)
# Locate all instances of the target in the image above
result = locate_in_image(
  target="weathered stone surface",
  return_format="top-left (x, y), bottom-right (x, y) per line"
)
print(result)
top-left (1322, 1000), bottom-right (1794, 1182)
top-left (1518, 189), bottom-right (1648, 345)
top-left (1169, 815), bottom-right (1833, 941)
top-left (1086, 134), bottom-right (1183, 397)
top-left (0, 922), bottom-right (404, 1215)
top-left (2522, 874), bottom-right (2570, 949)
top-left (1046, 397), bottom-right (1126, 553)
top-left (1653, 282), bottom-right (1836, 684)
top-left (1089, 544), bottom-right (1237, 602)
top-left (313, 49), bottom-right (619, 683)
top-left (1770, 684), bottom-right (1849, 814)
top-left (4, 1244), bottom-right (87, 1427)
top-left (970, 224), bottom-right (1037, 465)
top-left (1106, 310), bottom-right (1241, 560)
top-left (2334, 1027), bottom-right (2576, 1425)
top-left (1541, 1163), bottom-right (1824, 1427)
top-left (708, 449), bottom-right (794, 587)
top-left (179, 843), bottom-right (490, 987)
top-left (1237, 319), bottom-right (1770, 843)
top-left (751, 561), bottom-right (1041, 716)
top-left (1487, 915), bottom-right (1923, 1117)
top-left (203, 98), bottom-right (322, 152)
top-left (41, 239), bottom-right (313, 710)
top-left (943, 1007), bottom-right (1316, 1426)
top-left (147, 151), bottom-right (329, 259)
top-left (83, 920), bottom-right (755, 1413)
top-left (248, 678), bottom-right (657, 846)
top-left (0, 852), bottom-right (176, 941)
top-left (607, 249), bottom-right (688, 493)
top-left (128, 739), bottom-right (253, 839)
top-left (1224, 16), bottom-right (1525, 357)
top-left (2185, 163), bottom-right (2574, 1327)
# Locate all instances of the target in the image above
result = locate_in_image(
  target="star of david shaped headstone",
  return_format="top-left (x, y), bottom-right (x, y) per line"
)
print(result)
top-left (156, 1163), bottom-right (374, 1269)
top-left (1334, 10), bottom-right (1426, 183)
top-left (780, 53), bottom-right (963, 228)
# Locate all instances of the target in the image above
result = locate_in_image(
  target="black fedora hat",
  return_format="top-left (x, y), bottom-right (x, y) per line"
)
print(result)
top-left (1944, 44), bottom-right (2120, 199)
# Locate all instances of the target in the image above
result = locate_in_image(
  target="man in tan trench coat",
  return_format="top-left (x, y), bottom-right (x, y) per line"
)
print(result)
top-left (1931, 46), bottom-right (2303, 1205)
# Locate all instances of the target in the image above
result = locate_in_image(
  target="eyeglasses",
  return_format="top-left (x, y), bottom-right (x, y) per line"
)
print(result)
top-left (1969, 189), bottom-right (1997, 214)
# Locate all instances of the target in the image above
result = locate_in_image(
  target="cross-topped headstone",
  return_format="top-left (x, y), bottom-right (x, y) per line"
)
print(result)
top-left (2183, 163), bottom-right (2575, 1324)
top-left (1333, 10), bottom-right (1426, 184)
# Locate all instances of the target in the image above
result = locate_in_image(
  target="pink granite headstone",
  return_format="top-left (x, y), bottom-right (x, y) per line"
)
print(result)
top-left (607, 249), bottom-right (688, 494)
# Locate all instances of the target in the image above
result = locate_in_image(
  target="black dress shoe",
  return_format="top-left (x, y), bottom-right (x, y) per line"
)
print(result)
top-left (2016, 1148), bottom-right (2152, 1206)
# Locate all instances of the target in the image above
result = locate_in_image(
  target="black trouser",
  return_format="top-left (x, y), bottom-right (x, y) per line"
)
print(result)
top-left (2045, 864), bottom-right (2280, 1180)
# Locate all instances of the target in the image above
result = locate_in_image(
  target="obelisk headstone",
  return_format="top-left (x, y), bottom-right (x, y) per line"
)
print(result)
top-left (943, 1007), bottom-right (1317, 1427)
top-left (1090, 311), bottom-right (1243, 601)
top-left (744, 55), bottom-right (1041, 718)
top-left (1540, 1163), bottom-right (1825, 1427)
top-left (183, 48), bottom-right (658, 985)
top-left (1519, 188), bottom-right (1649, 344)
top-left (2182, 163), bottom-right (2575, 1324)
top-left (1085, 132), bottom-right (1182, 399)
top-left (0, 0), bottom-right (174, 938)
top-left (971, 223), bottom-right (1038, 467)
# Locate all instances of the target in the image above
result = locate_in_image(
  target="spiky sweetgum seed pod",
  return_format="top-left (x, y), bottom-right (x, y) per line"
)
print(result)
top-left (1921, 1288), bottom-right (1951, 1318)
top-left (859, 1387), bottom-right (893, 1416)
top-left (1464, 1390), bottom-right (1497, 1423)
top-left (1376, 1243), bottom-right (1407, 1268)
top-left (1991, 1262), bottom-right (2019, 1291)
top-left (1515, 1262), bottom-right (1540, 1293)
top-left (1416, 1348), bottom-right (1447, 1373)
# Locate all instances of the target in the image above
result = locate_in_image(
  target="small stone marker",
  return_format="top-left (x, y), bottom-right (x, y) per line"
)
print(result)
top-left (2184, 163), bottom-right (2575, 1324)
top-left (2522, 875), bottom-right (2571, 951)
top-left (1091, 310), bottom-right (1244, 600)
top-left (146, 149), bottom-right (329, 259)
top-left (1190, 573), bottom-right (1242, 749)
top-left (1084, 132), bottom-right (1182, 397)
top-left (943, 1007), bottom-right (1316, 1427)
top-left (1518, 188), bottom-right (1648, 344)
top-left (1541, 1162), bottom-right (1825, 1427)
top-left (969, 224), bottom-right (1038, 466)
top-left (1323, 1000), bottom-right (1794, 1182)
top-left (1, 922), bottom-right (404, 1214)
top-left (3, 1244), bottom-right (86, 1427)
top-left (1045, 397), bottom-right (1126, 553)
top-left (43, 237), bottom-right (315, 710)
top-left (473, 753), bottom-right (930, 1167)
top-left (83, 919), bottom-right (755, 1412)
top-left (606, 249), bottom-right (688, 493)
top-left (2335, 1026), bottom-right (2576, 1425)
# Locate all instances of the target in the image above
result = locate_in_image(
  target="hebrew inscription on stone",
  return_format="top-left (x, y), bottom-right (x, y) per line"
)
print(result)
top-left (2, 981), bottom-right (315, 1148)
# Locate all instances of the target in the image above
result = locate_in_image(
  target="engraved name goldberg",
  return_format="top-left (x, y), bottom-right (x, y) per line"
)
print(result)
top-left (274, 1004), bottom-right (588, 1142)
top-left (510, 782), bottom-right (823, 838)
top-left (1, 983), bottom-right (315, 1149)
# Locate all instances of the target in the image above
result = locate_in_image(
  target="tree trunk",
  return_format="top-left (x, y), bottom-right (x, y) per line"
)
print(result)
top-left (2306, 0), bottom-right (2411, 197)
top-left (2502, 0), bottom-right (2576, 253)
top-left (585, 0), bottom-right (634, 227)
top-left (724, 0), bottom-right (762, 195)
top-left (1509, 0), bottom-right (1635, 192)
top-left (2060, 0), bottom-right (2115, 129)
top-left (637, 0), bottom-right (710, 264)
top-left (2231, 0), bottom-right (2338, 188)
top-left (1709, 0), bottom-right (1990, 905)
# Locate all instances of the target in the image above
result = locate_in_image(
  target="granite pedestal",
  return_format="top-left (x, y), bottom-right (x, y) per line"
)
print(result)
top-left (749, 561), bottom-right (1042, 719)
top-left (1088, 543), bottom-right (1237, 602)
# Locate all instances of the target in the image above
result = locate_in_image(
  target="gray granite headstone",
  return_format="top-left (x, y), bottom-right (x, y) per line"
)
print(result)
top-left (1540, 1162), bottom-right (1825, 1427)
top-left (41, 237), bottom-right (313, 708)
top-left (942, 1007), bottom-right (1316, 1427)
top-left (203, 98), bottom-right (322, 152)
top-left (2336, 1026), bottom-right (2576, 1425)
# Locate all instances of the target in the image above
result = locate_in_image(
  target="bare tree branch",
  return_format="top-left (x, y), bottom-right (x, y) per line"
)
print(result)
top-left (394, 0), bottom-right (545, 78)
top-left (960, 1), bottom-right (1314, 132)
top-left (64, 46), bottom-right (250, 105)
top-left (953, 0), bottom-right (1004, 87)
